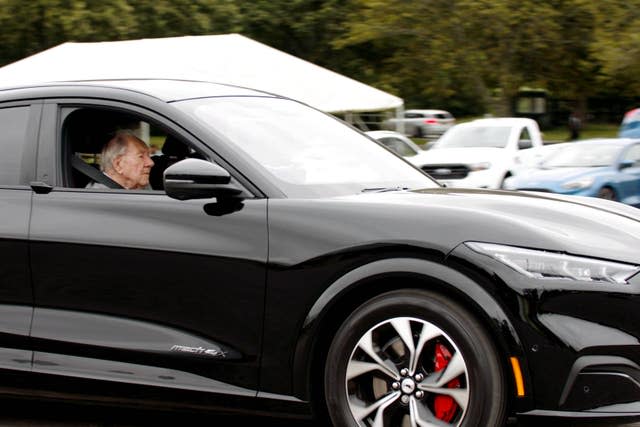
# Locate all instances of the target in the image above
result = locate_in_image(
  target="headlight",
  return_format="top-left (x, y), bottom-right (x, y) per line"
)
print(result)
top-left (466, 242), bottom-right (640, 284)
top-left (469, 162), bottom-right (491, 171)
top-left (561, 177), bottom-right (594, 190)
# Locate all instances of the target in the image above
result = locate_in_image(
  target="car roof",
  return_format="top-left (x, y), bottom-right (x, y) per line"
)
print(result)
top-left (0, 78), bottom-right (281, 102)
top-left (405, 109), bottom-right (451, 114)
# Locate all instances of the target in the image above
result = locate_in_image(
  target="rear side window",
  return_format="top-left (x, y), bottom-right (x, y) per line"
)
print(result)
top-left (0, 106), bottom-right (30, 186)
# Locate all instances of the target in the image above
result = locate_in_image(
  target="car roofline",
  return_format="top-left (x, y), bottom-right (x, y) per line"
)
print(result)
top-left (0, 78), bottom-right (289, 102)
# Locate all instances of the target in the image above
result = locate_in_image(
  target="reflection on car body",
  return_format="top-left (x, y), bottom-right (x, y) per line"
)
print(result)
top-left (1, 79), bottom-right (640, 427)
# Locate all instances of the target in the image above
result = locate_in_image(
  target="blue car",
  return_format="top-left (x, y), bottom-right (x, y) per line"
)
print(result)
top-left (503, 138), bottom-right (640, 206)
top-left (619, 107), bottom-right (640, 138)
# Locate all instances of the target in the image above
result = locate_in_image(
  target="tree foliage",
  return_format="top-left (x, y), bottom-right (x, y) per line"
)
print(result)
top-left (0, 0), bottom-right (638, 116)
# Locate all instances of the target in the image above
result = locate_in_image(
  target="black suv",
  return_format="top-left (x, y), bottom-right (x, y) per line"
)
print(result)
top-left (1, 79), bottom-right (640, 426)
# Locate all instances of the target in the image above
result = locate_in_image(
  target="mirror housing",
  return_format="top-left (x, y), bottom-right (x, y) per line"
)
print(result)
top-left (164, 158), bottom-right (243, 201)
top-left (619, 160), bottom-right (634, 170)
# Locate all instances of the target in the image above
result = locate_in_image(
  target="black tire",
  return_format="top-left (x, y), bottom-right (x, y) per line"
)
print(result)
top-left (499, 174), bottom-right (512, 190)
top-left (597, 186), bottom-right (617, 201)
top-left (324, 289), bottom-right (506, 427)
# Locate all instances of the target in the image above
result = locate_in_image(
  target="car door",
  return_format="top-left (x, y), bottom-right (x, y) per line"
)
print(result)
top-left (28, 100), bottom-right (268, 397)
top-left (0, 101), bottom-right (40, 373)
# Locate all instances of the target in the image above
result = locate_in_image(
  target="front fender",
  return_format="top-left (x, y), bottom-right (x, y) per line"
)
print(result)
top-left (292, 257), bottom-right (527, 401)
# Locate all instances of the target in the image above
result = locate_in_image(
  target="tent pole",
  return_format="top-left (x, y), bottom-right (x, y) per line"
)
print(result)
top-left (396, 105), bottom-right (405, 135)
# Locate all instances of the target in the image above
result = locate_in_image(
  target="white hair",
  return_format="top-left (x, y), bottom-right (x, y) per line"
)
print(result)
top-left (100, 129), bottom-right (145, 172)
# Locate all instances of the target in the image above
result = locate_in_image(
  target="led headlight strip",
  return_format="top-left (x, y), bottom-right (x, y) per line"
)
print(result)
top-left (466, 242), bottom-right (640, 284)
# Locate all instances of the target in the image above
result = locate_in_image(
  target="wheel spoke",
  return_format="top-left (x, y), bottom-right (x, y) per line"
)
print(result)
top-left (347, 359), bottom-right (396, 381)
top-left (432, 351), bottom-right (466, 387)
top-left (411, 322), bottom-right (442, 373)
top-left (350, 390), bottom-right (401, 425)
top-left (409, 397), bottom-right (452, 427)
top-left (390, 317), bottom-right (416, 360)
top-left (417, 383), bottom-right (470, 412)
top-left (355, 330), bottom-right (401, 380)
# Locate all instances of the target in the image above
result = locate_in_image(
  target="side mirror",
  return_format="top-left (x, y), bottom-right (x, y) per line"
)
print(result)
top-left (518, 140), bottom-right (533, 150)
top-left (619, 160), bottom-right (634, 170)
top-left (164, 158), bottom-right (243, 201)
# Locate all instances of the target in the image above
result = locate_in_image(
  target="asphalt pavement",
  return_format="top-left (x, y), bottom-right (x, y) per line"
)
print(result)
top-left (0, 400), bottom-right (638, 427)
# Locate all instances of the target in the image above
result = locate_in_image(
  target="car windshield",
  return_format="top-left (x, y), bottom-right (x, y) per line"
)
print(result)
top-left (434, 126), bottom-right (511, 148)
top-left (542, 143), bottom-right (621, 168)
top-left (176, 97), bottom-right (438, 197)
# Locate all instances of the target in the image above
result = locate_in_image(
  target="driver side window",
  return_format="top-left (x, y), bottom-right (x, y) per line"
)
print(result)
top-left (61, 107), bottom-right (202, 191)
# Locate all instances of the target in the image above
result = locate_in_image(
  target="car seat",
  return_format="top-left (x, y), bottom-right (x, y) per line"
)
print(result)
top-left (149, 135), bottom-right (190, 190)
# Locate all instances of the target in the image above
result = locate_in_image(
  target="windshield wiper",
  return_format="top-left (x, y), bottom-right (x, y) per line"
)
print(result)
top-left (361, 186), bottom-right (410, 193)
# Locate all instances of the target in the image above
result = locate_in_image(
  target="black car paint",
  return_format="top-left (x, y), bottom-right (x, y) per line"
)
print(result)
top-left (266, 190), bottom-right (640, 412)
top-left (0, 81), bottom-right (639, 423)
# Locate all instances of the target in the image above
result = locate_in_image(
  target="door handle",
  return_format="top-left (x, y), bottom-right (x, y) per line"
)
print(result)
top-left (30, 181), bottom-right (54, 194)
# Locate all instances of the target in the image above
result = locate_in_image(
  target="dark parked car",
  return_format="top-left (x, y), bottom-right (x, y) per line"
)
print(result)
top-left (1, 79), bottom-right (640, 427)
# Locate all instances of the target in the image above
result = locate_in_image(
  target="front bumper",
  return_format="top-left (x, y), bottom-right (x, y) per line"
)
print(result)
top-left (450, 243), bottom-right (640, 420)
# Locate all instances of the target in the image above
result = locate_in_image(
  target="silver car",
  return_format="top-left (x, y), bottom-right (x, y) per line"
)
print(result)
top-left (382, 109), bottom-right (455, 138)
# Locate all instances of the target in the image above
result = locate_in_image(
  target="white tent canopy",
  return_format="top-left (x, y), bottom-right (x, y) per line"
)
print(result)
top-left (0, 33), bottom-right (403, 116)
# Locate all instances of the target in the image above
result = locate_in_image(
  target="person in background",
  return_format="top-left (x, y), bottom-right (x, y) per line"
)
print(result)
top-left (86, 129), bottom-right (155, 189)
top-left (567, 112), bottom-right (582, 141)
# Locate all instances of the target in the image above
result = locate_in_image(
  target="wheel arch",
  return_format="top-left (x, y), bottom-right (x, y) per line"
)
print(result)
top-left (292, 257), bottom-right (528, 412)
top-left (597, 184), bottom-right (618, 201)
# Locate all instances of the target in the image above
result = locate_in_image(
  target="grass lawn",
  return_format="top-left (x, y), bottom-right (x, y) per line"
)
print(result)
top-left (541, 122), bottom-right (619, 143)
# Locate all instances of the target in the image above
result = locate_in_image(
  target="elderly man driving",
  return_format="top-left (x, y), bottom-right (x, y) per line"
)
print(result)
top-left (86, 129), bottom-right (155, 190)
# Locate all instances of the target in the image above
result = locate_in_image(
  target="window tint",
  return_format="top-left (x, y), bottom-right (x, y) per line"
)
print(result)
top-left (0, 106), bottom-right (30, 186)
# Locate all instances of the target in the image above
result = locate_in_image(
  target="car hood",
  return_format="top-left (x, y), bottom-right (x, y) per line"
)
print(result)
top-left (405, 152), bottom-right (433, 166)
top-left (417, 147), bottom-right (511, 165)
top-left (268, 188), bottom-right (640, 266)
top-left (510, 166), bottom-right (608, 186)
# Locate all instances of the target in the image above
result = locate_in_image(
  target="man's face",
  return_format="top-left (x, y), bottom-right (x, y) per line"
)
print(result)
top-left (115, 138), bottom-right (155, 189)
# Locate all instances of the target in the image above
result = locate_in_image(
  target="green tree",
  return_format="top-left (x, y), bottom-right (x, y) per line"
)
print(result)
top-left (129, 0), bottom-right (243, 39)
top-left (0, 0), bottom-right (136, 65)
top-left (238, 1), bottom-right (363, 73)
top-left (334, 0), bottom-right (602, 115)
top-left (590, 0), bottom-right (640, 95)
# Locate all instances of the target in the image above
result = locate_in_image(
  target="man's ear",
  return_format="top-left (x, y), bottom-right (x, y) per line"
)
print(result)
top-left (112, 155), bottom-right (124, 175)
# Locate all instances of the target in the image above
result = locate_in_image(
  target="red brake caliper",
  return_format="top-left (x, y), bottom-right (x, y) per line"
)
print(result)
top-left (433, 343), bottom-right (460, 422)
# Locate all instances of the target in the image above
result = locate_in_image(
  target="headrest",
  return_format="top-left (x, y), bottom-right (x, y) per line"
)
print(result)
top-left (162, 135), bottom-right (190, 157)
